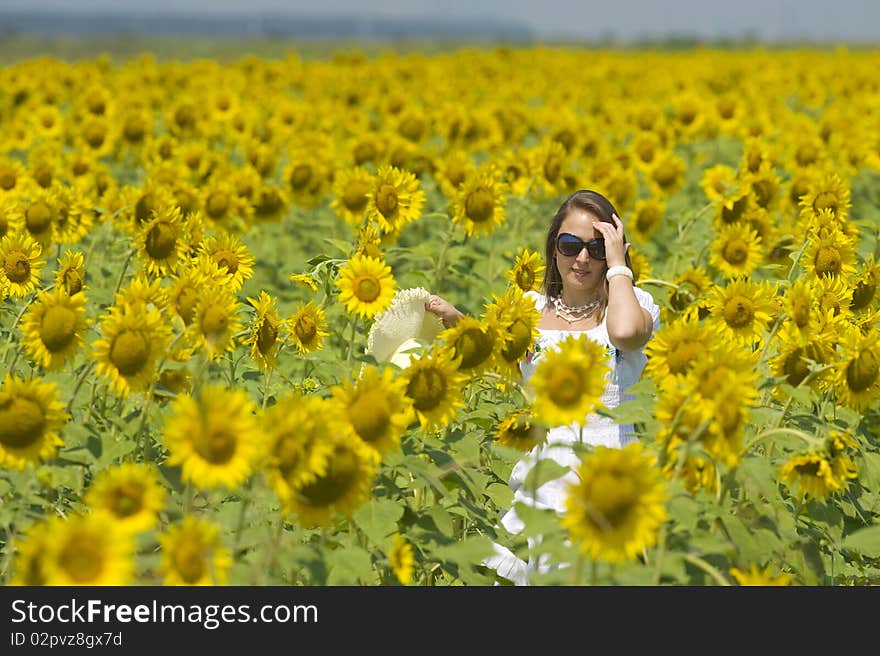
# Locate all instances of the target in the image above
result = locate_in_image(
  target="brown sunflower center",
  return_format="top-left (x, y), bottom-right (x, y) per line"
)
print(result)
top-left (722, 295), bottom-right (755, 329)
top-left (348, 391), bottom-right (391, 443)
top-left (353, 142), bottom-right (377, 165)
top-left (205, 191), bottom-right (230, 218)
top-left (376, 184), bottom-right (399, 218)
top-left (791, 297), bottom-right (811, 328)
top-left (33, 164), bottom-right (53, 189)
top-left (213, 249), bottom-right (240, 275)
top-left (543, 156), bottom-right (562, 183)
top-left (289, 164), bottom-right (313, 190)
top-left (84, 122), bottom-right (107, 148)
top-left (0, 166), bottom-right (17, 190)
top-left (453, 327), bottom-right (494, 370)
top-left (813, 192), bottom-right (838, 216)
top-left (297, 446), bottom-right (359, 506)
top-left (653, 161), bottom-right (678, 187)
top-left (4, 251), bottom-right (31, 284)
top-left (25, 201), bottom-right (53, 235)
top-left (851, 280), bottom-right (876, 311)
top-left (354, 275), bottom-right (380, 302)
top-left (294, 314), bottom-right (317, 343)
top-left (814, 246), bottom-right (842, 277)
top-left (201, 305), bottom-right (228, 338)
top-left (40, 304), bottom-right (78, 352)
top-left (342, 181), bottom-right (370, 213)
top-left (110, 482), bottom-right (145, 518)
top-left (175, 286), bottom-right (199, 325)
top-left (0, 393), bottom-right (46, 449)
top-left (667, 341), bottom-right (702, 376)
top-left (782, 347), bottom-right (811, 387)
top-left (110, 330), bottom-right (149, 376)
top-left (256, 318), bottom-right (278, 355)
top-left (722, 238), bottom-right (749, 265)
top-left (174, 543), bottom-right (206, 584)
top-left (399, 116), bottom-right (425, 142)
top-left (796, 143), bottom-right (818, 167)
top-left (123, 115), bottom-right (146, 142)
top-left (406, 367), bottom-right (447, 412)
top-left (846, 349), bottom-right (878, 394)
top-left (515, 266), bottom-right (536, 292)
top-left (195, 425), bottom-right (237, 464)
top-left (501, 318), bottom-right (532, 362)
top-left (720, 196), bottom-right (748, 224)
top-left (583, 470), bottom-right (635, 531)
top-left (59, 534), bottom-right (104, 583)
top-left (465, 188), bottom-right (494, 223)
top-left (254, 188), bottom-right (284, 217)
top-left (145, 222), bottom-right (177, 260)
top-left (134, 192), bottom-right (156, 224)
top-left (547, 367), bottom-right (584, 407)
top-left (62, 268), bottom-right (83, 296)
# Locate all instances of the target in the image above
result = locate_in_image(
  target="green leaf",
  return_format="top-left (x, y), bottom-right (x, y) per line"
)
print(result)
top-left (351, 498), bottom-right (404, 547)
top-left (427, 506), bottom-right (455, 537)
top-left (842, 526), bottom-right (880, 556)
top-left (326, 546), bottom-right (374, 585)
top-left (511, 502), bottom-right (563, 539)
top-left (521, 459), bottom-right (571, 494)
top-left (429, 535), bottom-right (494, 565)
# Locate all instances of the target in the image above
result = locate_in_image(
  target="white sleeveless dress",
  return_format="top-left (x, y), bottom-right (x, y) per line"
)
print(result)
top-left (485, 287), bottom-right (661, 585)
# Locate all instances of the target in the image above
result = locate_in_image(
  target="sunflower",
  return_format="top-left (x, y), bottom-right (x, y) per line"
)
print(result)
top-left (287, 300), bottom-right (329, 354)
top-left (850, 255), bottom-right (880, 313)
top-left (39, 512), bottom-right (135, 586)
top-left (8, 519), bottom-right (52, 585)
top-left (92, 299), bottom-right (171, 397)
top-left (450, 168), bottom-right (507, 237)
top-left (505, 248), bottom-right (545, 294)
top-left (20, 285), bottom-right (88, 371)
top-left (197, 232), bottom-right (254, 292)
top-left (530, 334), bottom-right (609, 428)
top-left (798, 170), bottom-right (851, 223)
top-left (730, 563), bottom-right (791, 586)
top-left (401, 347), bottom-right (467, 431)
top-left (200, 177), bottom-right (244, 227)
top-left (832, 325), bottom-right (880, 411)
top-left (0, 374), bottom-right (67, 469)
top-left (629, 198), bottom-right (665, 243)
top-left (115, 271), bottom-right (168, 312)
top-left (335, 253), bottom-right (397, 319)
top-left (189, 285), bottom-right (243, 360)
top-left (84, 462), bottom-right (166, 534)
top-left (647, 150), bottom-right (686, 197)
top-left (283, 151), bottom-right (329, 209)
top-left (51, 184), bottom-right (93, 245)
top-left (54, 249), bottom-right (86, 296)
top-left (530, 139), bottom-right (570, 197)
top-left (494, 408), bottom-right (547, 452)
top-left (158, 515), bottom-right (232, 586)
top-left (331, 166), bottom-right (374, 226)
top-left (769, 326), bottom-right (836, 392)
top-left (562, 442), bottom-right (668, 564)
top-left (700, 164), bottom-right (737, 202)
top-left (264, 393), bottom-right (338, 504)
top-left (644, 315), bottom-right (716, 380)
top-left (289, 272), bottom-right (319, 293)
top-left (709, 222), bottom-right (764, 280)
top-left (484, 287), bottom-right (541, 380)
top-left (706, 278), bottom-right (777, 347)
top-left (666, 267), bottom-right (713, 322)
top-left (437, 316), bottom-right (499, 376)
top-left (495, 148), bottom-right (533, 197)
top-left (331, 365), bottom-right (412, 457)
top-left (389, 534), bottom-right (415, 585)
top-left (0, 196), bottom-right (16, 241)
top-left (0, 231), bottom-right (44, 298)
top-left (814, 273), bottom-right (855, 323)
top-left (779, 453), bottom-right (846, 501)
top-left (627, 247), bottom-right (652, 283)
top-left (803, 217), bottom-right (858, 280)
top-left (286, 430), bottom-right (377, 528)
top-left (250, 183), bottom-right (288, 222)
top-left (244, 291), bottom-right (285, 372)
top-left (365, 164), bottom-right (425, 235)
top-left (0, 158), bottom-right (28, 196)
top-left (434, 149), bottom-right (476, 197)
top-left (134, 204), bottom-right (186, 277)
top-left (163, 385), bottom-right (262, 490)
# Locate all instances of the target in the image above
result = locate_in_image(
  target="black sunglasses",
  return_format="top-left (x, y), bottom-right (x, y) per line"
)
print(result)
top-left (556, 233), bottom-right (606, 260)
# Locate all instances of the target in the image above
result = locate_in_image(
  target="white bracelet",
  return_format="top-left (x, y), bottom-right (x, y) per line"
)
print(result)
top-left (606, 265), bottom-right (634, 282)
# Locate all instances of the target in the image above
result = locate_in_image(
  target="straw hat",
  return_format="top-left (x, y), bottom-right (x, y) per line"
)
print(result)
top-left (365, 287), bottom-right (444, 368)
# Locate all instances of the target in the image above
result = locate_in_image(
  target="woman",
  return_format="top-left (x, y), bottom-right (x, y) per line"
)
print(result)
top-left (427, 189), bottom-right (660, 585)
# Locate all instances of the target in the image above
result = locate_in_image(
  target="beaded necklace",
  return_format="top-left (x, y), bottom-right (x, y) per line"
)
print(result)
top-left (550, 295), bottom-right (601, 324)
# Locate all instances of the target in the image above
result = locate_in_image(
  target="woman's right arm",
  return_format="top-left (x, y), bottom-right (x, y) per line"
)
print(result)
top-left (425, 294), bottom-right (465, 328)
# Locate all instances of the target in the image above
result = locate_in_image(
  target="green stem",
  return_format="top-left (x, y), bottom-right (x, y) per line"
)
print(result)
top-left (652, 524), bottom-right (668, 585)
top-left (66, 360), bottom-right (98, 414)
top-left (345, 314), bottom-right (359, 369)
top-left (432, 223), bottom-right (457, 291)
top-left (683, 554), bottom-right (731, 586)
top-left (113, 248), bottom-right (136, 296)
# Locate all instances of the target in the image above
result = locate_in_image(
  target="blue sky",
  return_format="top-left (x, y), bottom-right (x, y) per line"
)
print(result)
top-left (0, 0), bottom-right (878, 42)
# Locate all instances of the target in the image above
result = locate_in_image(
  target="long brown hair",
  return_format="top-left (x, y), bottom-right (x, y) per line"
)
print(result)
top-left (542, 190), bottom-right (632, 321)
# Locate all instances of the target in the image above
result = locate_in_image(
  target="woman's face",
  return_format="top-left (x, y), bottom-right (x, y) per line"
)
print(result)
top-left (555, 208), bottom-right (606, 296)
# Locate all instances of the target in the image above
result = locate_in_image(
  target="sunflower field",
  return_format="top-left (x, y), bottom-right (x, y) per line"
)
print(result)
top-left (1, 46), bottom-right (880, 587)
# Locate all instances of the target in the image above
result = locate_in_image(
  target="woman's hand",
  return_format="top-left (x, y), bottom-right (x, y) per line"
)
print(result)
top-left (591, 213), bottom-right (630, 268)
top-left (425, 294), bottom-right (464, 328)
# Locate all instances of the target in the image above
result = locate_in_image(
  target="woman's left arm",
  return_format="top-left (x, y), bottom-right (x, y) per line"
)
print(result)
top-left (592, 213), bottom-right (654, 352)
